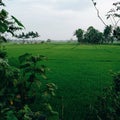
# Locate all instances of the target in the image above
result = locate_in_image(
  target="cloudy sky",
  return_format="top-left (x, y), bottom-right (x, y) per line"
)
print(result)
top-left (4, 0), bottom-right (117, 40)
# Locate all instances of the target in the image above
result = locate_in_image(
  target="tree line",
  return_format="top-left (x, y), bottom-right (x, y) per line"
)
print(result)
top-left (15, 31), bottom-right (39, 39)
top-left (75, 1), bottom-right (120, 44)
top-left (74, 25), bottom-right (120, 44)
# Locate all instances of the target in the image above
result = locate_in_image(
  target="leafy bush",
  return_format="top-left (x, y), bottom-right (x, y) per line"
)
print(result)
top-left (85, 72), bottom-right (120, 120)
top-left (0, 53), bottom-right (59, 120)
top-left (0, 1), bottom-right (59, 119)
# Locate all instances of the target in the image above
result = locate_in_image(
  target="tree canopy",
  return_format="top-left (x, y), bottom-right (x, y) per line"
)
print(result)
top-left (91, 0), bottom-right (120, 41)
top-left (0, 0), bottom-right (24, 43)
top-left (74, 29), bottom-right (84, 43)
top-left (74, 26), bottom-right (104, 44)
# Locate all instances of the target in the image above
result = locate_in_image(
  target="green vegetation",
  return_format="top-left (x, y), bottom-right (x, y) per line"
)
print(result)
top-left (0, 1), bottom-right (58, 120)
top-left (74, 1), bottom-right (120, 44)
top-left (6, 43), bottom-right (120, 119)
top-left (1, 0), bottom-right (120, 120)
top-left (15, 31), bottom-right (40, 44)
top-left (86, 72), bottom-right (120, 120)
top-left (74, 29), bottom-right (84, 43)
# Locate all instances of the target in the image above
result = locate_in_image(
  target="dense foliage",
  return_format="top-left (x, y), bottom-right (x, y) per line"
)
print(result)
top-left (74, 29), bottom-right (84, 43)
top-left (15, 31), bottom-right (39, 40)
top-left (0, 1), bottom-right (59, 120)
top-left (0, 1), bottom-right (24, 42)
top-left (84, 26), bottom-right (103, 44)
top-left (86, 72), bottom-right (120, 120)
top-left (75, 1), bottom-right (120, 44)
top-left (0, 53), bottom-right (58, 120)
top-left (103, 25), bottom-right (113, 43)
top-left (74, 26), bottom-right (103, 44)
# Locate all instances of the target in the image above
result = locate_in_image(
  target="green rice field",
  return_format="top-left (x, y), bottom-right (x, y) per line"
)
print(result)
top-left (6, 43), bottom-right (120, 120)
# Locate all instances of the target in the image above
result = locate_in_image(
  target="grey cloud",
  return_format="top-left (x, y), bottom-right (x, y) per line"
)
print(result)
top-left (54, 0), bottom-right (91, 11)
top-left (40, 0), bottom-right (92, 11)
top-left (12, 0), bottom-right (92, 11)
top-left (6, 0), bottom-right (113, 40)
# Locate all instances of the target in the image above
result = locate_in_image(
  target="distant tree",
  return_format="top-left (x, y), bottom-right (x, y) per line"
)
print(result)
top-left (113, 26), bottom-right (120, 41)
top-left (103, 25), bottom-right (113, 43)
top-left (91, 0), bottom-right (120, 27)
top-left (84, 26), bottom-right (103, 44)
top-left (15, 32), bottom-right (26, 44)
top-left (0, 0), bottom-right (24, 57)
top-left (27, 31), bottom-right (40, 39)
top-left (16, 31), bottom-right (40, 39)
top-left (106, 2), bottom-right (120, 28)
top-left (74, 28), bottom-right (84, 43)
top-left (91, 0), bottom-right (120, 42)
top-left (41, 40), bottom-right (45, 44)
top-left (107, 2), bottom-right (120, 41)
top-left (16, 31), bottom-right (40, 43)
top-left (46, 39), bottom-right (51, 42)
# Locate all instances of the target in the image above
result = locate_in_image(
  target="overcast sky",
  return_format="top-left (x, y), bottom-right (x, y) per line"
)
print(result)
top-left (4, 0), bottom-right (117, 40)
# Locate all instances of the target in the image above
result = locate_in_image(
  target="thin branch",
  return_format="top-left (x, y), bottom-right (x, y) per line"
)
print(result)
top-left (112, 15), bottom-right (117, 25)
top-left (91, 0), bottom-right (107, 26)
top-left (110, 14), bottom-right (120, 28)
top-left (116, 19), bottom-right (120, 26)
top-left (109, 16), bottom-right (115, 26)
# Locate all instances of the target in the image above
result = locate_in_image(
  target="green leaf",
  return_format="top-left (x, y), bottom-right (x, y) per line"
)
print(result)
top-left (7, 30), bottom-right (14, 36)
top-left (35, 80), bottom-right (41, 88)
top-left (0, 21), bottom-right (8, 33)
top-left (6, 111), bottom-right (18, 120)
top-left (0, 9), bottom-right (8, 18)
top-left (11, 16), bottom-right (24, 28)
top-left (41, 74), bottom-right (47, 79)
top-left (19, 53), bottom-right (31, 63)
top-left (0, 36), bottom-right (7, 42)
top-left (23, 105), bottom-right (33, 120)
top-left (20, 62), bottom-right (31, 69)
top-left (0, 1), bottom-right (5, 6)
top-left (114, 13), bottom-right (120, 18)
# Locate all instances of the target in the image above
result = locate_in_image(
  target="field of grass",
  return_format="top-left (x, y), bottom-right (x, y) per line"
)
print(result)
top-left (6, 43), bottom-right (120, 120)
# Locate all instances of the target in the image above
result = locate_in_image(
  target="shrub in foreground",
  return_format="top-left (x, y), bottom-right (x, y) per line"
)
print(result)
top-left (0, 53), bottom-right (59, 120)
top-left (85, 72), bottom-right (120, 120)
